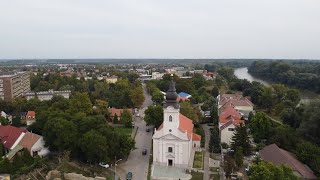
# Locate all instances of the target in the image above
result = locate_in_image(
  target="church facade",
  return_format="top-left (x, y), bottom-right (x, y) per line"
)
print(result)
top-left (152, 78), bottom-right (201, 168)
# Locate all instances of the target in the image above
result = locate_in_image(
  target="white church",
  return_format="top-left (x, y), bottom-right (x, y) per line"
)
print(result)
top-left (152, 78), bottom-right (201, 168)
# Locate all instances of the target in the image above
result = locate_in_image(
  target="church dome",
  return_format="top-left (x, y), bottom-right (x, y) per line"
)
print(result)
top-left (164, 74), bottom-right (179, 109)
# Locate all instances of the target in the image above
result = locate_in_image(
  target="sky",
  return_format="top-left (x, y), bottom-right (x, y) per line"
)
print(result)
top-left (0, 0), bottom-right (320, 59)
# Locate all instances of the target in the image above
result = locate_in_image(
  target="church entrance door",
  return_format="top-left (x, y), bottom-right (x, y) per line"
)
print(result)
top-left (168, 159), bottom-right (173, 166)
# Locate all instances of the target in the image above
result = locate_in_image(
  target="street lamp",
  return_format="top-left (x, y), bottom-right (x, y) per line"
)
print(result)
top-left (114, 156), bottom-right (122, 180)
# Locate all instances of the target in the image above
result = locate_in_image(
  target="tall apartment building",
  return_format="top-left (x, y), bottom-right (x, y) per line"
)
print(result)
top-left (0, 72), bottom-right (31, 102)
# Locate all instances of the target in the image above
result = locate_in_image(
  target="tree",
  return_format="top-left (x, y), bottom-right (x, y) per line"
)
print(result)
top-left (235, 147), bottom-right (244, 169)
top-left (211, 86), bottom-right (219, 97)
top-left (209, 126), bottom-right (221, 153)
top-left (152, 90), bottom-right (164, 105)
top-left (298, 100), bottom-right (320, 144)
top-left (250, 112), bottom-right (272, 143)
top-left (0, 143), bottom-right (4, 159)
top-left (69, 92), bottom-right (93, 115)
top-left (130, 85), bottom-right (145, 108)
top-left (295, 141), bottom-right (320, 173)
top-left (94, 99), bottom-right (108, 115)
top-left (249, 161), bottom-right (298, 180)
top-left (43, 117), bottom-right (78, 151)
top-left (223, 155), bottom-right (236, 178)
top-left (121, 109), bottom-right (133, 127)
top-left (144, 105), bottom-right (163, 128)
top-left (180, 101), bottom-right (200, 123)
top-left (0, 116), bottom-right (8, 125)
top-left (80, 130), bottom-right (109, 163)
top-left (217, 66), bottom-right (235, 82)
top-left (113, 114), bottom-right (119, 123)
top-left (231, 123), bottom-right (251, 155)
top-left (0, 158), bottom-right (12, 174)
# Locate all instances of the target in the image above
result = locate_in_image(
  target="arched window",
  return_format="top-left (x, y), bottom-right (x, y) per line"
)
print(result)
top-left (169, 115), bottom-right (172, 122)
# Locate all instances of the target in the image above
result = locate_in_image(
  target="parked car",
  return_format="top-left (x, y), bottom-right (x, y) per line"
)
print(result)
top-left (136, 113), bottom-right (140, 117)
top-left (142, 149), bottom-right (147, 155)
top-left (99, 162), bottom-right (109, 168)
top-left (126, 172), bottom-right (133, 180)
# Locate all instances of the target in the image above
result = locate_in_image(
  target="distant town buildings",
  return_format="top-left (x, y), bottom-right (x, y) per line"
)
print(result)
top-left (24, 89), bottom-right (71, 101)
top-left (0, 72), bottom-right (30, 102)
top-left (153, 78), bottom-right (201, 170)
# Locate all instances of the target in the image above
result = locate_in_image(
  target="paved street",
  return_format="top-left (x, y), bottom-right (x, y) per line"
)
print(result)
top-left (202, 124), bottom-right (210, 180)
top-left (117, 83), bottom-right (153, 180)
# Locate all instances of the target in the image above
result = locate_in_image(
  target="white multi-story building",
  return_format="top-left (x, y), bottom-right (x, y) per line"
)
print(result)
top-left (25, 89), bottom-right (71, 101)
top-left (153, 78), bottom-right (201, 168)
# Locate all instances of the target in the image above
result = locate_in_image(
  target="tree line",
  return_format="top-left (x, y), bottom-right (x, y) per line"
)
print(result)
top-left (248, 60), bottom-right (320, 93)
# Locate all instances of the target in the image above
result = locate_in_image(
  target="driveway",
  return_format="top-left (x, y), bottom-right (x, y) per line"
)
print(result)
top-left (117, 83), bottom-right (153, 180)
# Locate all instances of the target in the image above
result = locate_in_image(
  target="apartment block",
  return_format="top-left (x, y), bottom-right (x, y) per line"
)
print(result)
top-left (0, 72), bottom-right (31, 102)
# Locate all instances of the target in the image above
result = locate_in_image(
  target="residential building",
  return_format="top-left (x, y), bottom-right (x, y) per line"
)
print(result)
top-left (26, 111), bottom-right (36, 126)
top-left (0, 72), bottom-right (31, 102)
top-left (0, 125), bottom-right (49, 160)
top-left (24, 89), bottom-right (71, 101)
top-left (259, 144), bottom-right (317, 179)
top-left (153, 78), bottom-right (201, 169)
top-left (219, 106), bottom-right (244, 145)
top-left (108, 108), bottom-right (133, 121)
top-left (217, 93), bottom-right (254, 118)
top-left (104, 75), bottom-right (118, 83)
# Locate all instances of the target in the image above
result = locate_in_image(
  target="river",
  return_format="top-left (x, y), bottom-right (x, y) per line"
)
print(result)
top-left (234, 67), bottom-right (319, 103)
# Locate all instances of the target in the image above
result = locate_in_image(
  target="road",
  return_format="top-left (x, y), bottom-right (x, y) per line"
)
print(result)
top-left (117, 83), bottom-right (153, 180)
top-left (202, 124), bottom-right (210, 180)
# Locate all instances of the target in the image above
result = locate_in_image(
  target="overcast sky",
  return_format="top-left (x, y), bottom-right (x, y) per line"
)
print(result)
top-left (0, 0), bottom-right (320, 59)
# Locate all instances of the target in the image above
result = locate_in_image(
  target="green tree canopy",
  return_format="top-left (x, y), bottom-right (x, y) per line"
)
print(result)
top-left (144, 105), bottom-right (163, 128)
top-left (249, 161), bottom-right (298, 180)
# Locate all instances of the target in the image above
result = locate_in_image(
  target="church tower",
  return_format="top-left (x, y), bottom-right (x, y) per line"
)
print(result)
top-left (162, 74), bottom-right (180, 134)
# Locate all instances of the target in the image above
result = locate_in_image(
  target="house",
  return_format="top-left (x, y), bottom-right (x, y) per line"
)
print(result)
top-left (259, 144), bottom-right (317, 179)
top-left (0, 125), bottom-right (49, 160)
top-left (24, 89), bottom-right (71, 101)
top-left (219, 106), bottom-right (244, 145)
top-left (26, 111), bottom-right (36, 126)
top-left (217, 94), bottom-right (254, 118)
top-left (0, 111), bottom-right (12, 125)
top-left (153, 78), bottom-right (201, 169)
top-left (108, 108), bottom-right (133, 121)
top-left (177, 92), bottom-right (192, 101)
top-left (104, 75), bottom-right (118, 84)
top-left (18, 132), bottom-right (49, 157)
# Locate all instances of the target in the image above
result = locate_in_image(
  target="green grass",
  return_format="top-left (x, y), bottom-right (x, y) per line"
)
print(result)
top-left (210, 173), bottom-right (220, 180)
top-left (193, 151), bottom-right (204, 169)
top-left (114, 126), bottom-right (133, 137)
top-left (210, 167), bottom-right (219, 172)
top-left (190, 172), bottom-right (204, 180)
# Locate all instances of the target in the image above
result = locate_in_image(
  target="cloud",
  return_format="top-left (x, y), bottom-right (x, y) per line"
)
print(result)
top-left (0, 0), bottom-right (319, 59)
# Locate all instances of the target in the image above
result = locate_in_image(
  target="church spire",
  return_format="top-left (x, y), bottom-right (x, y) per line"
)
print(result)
top-left (164, 74), bottom-right (179, 109)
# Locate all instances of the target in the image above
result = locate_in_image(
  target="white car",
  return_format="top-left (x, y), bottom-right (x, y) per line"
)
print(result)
top-left (99, 162), bottom-right (110, 168)
top-left (136, 113), bottom-right (140, 117)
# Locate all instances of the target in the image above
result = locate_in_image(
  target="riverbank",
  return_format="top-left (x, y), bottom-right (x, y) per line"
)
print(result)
top-left (234, 67), bottom-right (320, 103)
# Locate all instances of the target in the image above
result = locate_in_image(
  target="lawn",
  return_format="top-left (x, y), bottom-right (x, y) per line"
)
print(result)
top-left (193, 151), bottom-right (204, 169)
top-left (190, 172), bottom-right (204, 180)
top-left (114, 126), bottom-right (133, 137)
top-left (210, 173), bottom-right (220, 180)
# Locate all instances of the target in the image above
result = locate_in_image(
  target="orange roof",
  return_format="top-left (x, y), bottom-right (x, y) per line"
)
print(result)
top-left (18, 132), bottom-right (41, 152)
top-left (26, 111), bottom-right (35, 117)
top-left (108, 108), bottom-right (132, 117)
top-left (192, 133), bottom-right (201, 141)
top-left (219, 106), bottom-right (243, 124)
top-left (178, 113), bottom-right (194, 138)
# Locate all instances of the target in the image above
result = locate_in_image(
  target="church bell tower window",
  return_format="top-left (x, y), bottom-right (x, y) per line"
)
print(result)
top-left (169, 115), bottom-right (172, 122)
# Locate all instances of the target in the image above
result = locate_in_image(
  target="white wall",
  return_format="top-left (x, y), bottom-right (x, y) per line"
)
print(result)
top-left (220, 124), bottom-right (236, 145)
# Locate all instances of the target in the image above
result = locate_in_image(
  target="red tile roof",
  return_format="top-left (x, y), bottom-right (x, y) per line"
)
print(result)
top-left (18, 132), bottom-right (41, 153)
top-left (219, 94), bottom-right (253, 109)
top-left (0, 125), bottom-right (27, 149)
top-left (108, 108), bottom-right (132, 117)
top-left (178, 113), bottom-right (194, 137)
top-left (192, 133), bottom-right (201, 141)
top-left (26, 111), bottom-right (36, 119)
top-left (259, 144), bottom-right (317, 179)
top-left (219, 106), bottom-right (243, 124)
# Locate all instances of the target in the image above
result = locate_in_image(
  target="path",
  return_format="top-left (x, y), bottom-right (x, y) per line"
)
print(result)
top-left (202, 124), bottom-right (210, 180)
